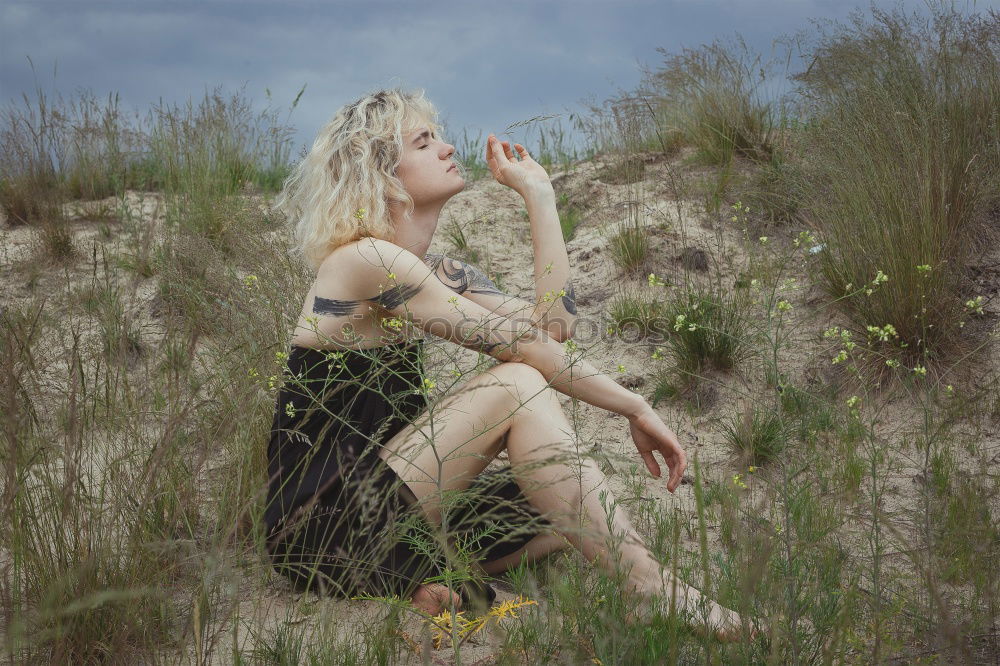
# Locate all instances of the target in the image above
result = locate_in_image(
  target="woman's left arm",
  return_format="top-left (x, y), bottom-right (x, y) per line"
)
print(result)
top-left (484, 135), bottom-right (578, 341)
top-left (422, 251), bottom-right (574, 342)
top-left (522, 183), bottom-right (577, 342)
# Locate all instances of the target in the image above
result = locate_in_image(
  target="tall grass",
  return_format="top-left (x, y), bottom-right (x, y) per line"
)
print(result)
top-left (790, 5), bottom-right (1000, 376)
top-left (639, 35), bottom-right (785, 167)
top-left (0, 77), bottom-right (301, 246)
top-left (4, 4), bottom-right (1000, 663)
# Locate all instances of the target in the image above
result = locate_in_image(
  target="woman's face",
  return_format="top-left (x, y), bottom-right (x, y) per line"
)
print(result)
top-left (394, 124), bottom-right (464, 206)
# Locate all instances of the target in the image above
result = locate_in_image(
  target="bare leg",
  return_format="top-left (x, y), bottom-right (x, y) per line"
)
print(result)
top-left (378, 362), bottom-right (746, 639)
top-left (479, 531), bottom-right (570, 575)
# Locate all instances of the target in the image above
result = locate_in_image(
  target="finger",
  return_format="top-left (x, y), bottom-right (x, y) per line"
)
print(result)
top-left (672, 450), bottom-right (688, 492)
top-left (640, 451), bottom-right (660, 479)
top-left (501, 140), bottom-right (515, 160)
top-left (664, 447), bottom-right (682, 492)
top-left (489, 135), bottom-right (510, 166)
top-left (514, 143), bottom-right (530, 159)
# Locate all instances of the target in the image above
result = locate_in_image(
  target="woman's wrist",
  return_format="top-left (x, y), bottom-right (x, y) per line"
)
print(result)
top-left (521, 180), bottom-right (555, 202)
top-left (624, 392), bottom-right (653, 421)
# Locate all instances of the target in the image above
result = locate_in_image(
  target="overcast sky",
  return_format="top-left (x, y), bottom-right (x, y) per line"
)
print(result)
top-left (2, 0), bottom-right (997, 158)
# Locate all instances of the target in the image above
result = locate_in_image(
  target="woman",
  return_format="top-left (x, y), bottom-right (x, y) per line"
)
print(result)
top-left (264, 88), bottom-right (747, 639)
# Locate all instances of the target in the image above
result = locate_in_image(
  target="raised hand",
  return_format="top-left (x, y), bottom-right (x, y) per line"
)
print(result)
top-left (628, 407), bottom-right (687, 492)
top-left (485, 134), bottom-right (552, 198)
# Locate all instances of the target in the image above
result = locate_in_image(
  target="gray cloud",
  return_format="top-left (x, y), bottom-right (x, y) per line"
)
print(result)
top-left (3, 0), bottom-right (996, 157)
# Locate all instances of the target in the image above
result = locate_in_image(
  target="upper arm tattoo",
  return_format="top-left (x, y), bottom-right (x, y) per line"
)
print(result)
top-left (312, 284), bottom-right (425, 317)
top-left (423, 252), bottom-right (505, 297)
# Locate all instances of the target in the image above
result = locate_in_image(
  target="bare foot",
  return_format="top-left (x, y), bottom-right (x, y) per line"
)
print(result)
top-left (625, 576), bottom-right (756, 642)
top-left (410, 583), bottom-right (462, 616)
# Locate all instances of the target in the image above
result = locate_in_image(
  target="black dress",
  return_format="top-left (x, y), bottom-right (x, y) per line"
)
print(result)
top-left (263, 338), bottom-right (550, 607)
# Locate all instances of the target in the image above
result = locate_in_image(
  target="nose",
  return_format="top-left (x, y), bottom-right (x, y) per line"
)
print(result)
top-left (441, 142), bottom-right (455, 159)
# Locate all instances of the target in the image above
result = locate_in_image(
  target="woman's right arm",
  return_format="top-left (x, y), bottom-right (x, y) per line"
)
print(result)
top-left (350, 238), bottom-right (687, 490)
top-left (349, 238), bottom-right (647, 419)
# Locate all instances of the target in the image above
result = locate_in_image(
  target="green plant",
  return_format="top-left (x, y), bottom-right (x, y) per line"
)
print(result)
top-left (455, 127), bottom-right (488, 181)
top-left (642, 35), bottom-right (782, 166)
top-left (606, 286), bottom-right (667, 339)
top-left (719, 402), bottom-right (789, 465)
top-left (444, 217), bottom-right (479, 263)
top-left (596, 155), bottom-right (645, 185)
top-left (557, 192), bottom-right (584, 241)
top-left (660, 285), bottom-right (755, 375)
top-left (607, 203), bottom-right (649, 273)
top-left (791, 5), bottom-right (1000, 370)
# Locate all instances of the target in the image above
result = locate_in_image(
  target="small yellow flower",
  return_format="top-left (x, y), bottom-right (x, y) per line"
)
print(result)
top-left (673, 314), bottom-right (687, 332)
top-left (386, 272), bottom-right (396, 281)
top-left (242, 274), bottom-right (259, 289)
top-left (354, 207), bottom-right (367, 219)
top-left (617, 364), bottom-right (626, 373)
top-left (846, 395), bottom-right (860, 408)
top-left (448, 295), bottom-right (458, 304)
top-left (275, 350), bottom-right (289, 362)
top-left (267, 375), bottom-right (279, 391)
top-left (794, 230), bottom-right (816, 248)
top-left (564, 339), bottom-right (579, 354)
top-left (964, 296), bottom-right (984, 315)
top-left (647, 273), bottom-right (666, 287)
top-left (382, 317), bottom-right (404, 331)
top-left (759, 236), bottom-right (769, 245)
top-left (732, 473), bottom-right (748, 489)
top-left (487, 596), bottom-right (538, 621)
top-left (777, 300), bottom-right (792, 312)
top-left (248, 367), bottom-right (259, 378)
top-left (748, 465), bottom-right (757, 474)
top-left (915, 264), bottom-right (932, 275)
top-left (886, 359), bottom-right (901, 368)
top-left (284, 401), bottom-right (295, 417)
top-left (651, 348), bottom-right (665, 360)
top-left (832, 349), bottom-right (848, 364)
top-left (912, 365), bottom-right (927, 377)
top-left (866, 324), bottom-right (898, 342)
top-left (450, 368), bottom-right (461, 377)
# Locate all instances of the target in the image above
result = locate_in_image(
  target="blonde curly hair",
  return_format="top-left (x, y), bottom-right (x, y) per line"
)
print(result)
top-left (273, 88), bottom-right (443, 271)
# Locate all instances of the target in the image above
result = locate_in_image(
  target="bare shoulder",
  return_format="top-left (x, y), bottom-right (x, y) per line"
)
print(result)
top-left (316, 239), bottom-right (431, 296)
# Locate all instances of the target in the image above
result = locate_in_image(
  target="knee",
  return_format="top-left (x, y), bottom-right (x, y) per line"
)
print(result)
top-left (489, 361), bottom-right (554, 403)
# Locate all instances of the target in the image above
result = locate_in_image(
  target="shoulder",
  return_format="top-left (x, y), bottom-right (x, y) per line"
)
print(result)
top-left (320, 238), bottom-right (422, 277)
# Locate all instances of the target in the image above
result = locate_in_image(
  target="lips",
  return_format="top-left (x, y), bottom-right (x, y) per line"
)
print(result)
top-left (447, 163), bottom-right (457, 172)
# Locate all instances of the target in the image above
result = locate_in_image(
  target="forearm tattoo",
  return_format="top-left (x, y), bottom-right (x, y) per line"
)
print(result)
top-left (463, 332), bottom-right (504, 354)
top-left (423, 253), bottom-right (505, 297)
top-left (561, 280), bottom-right (578, 315)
